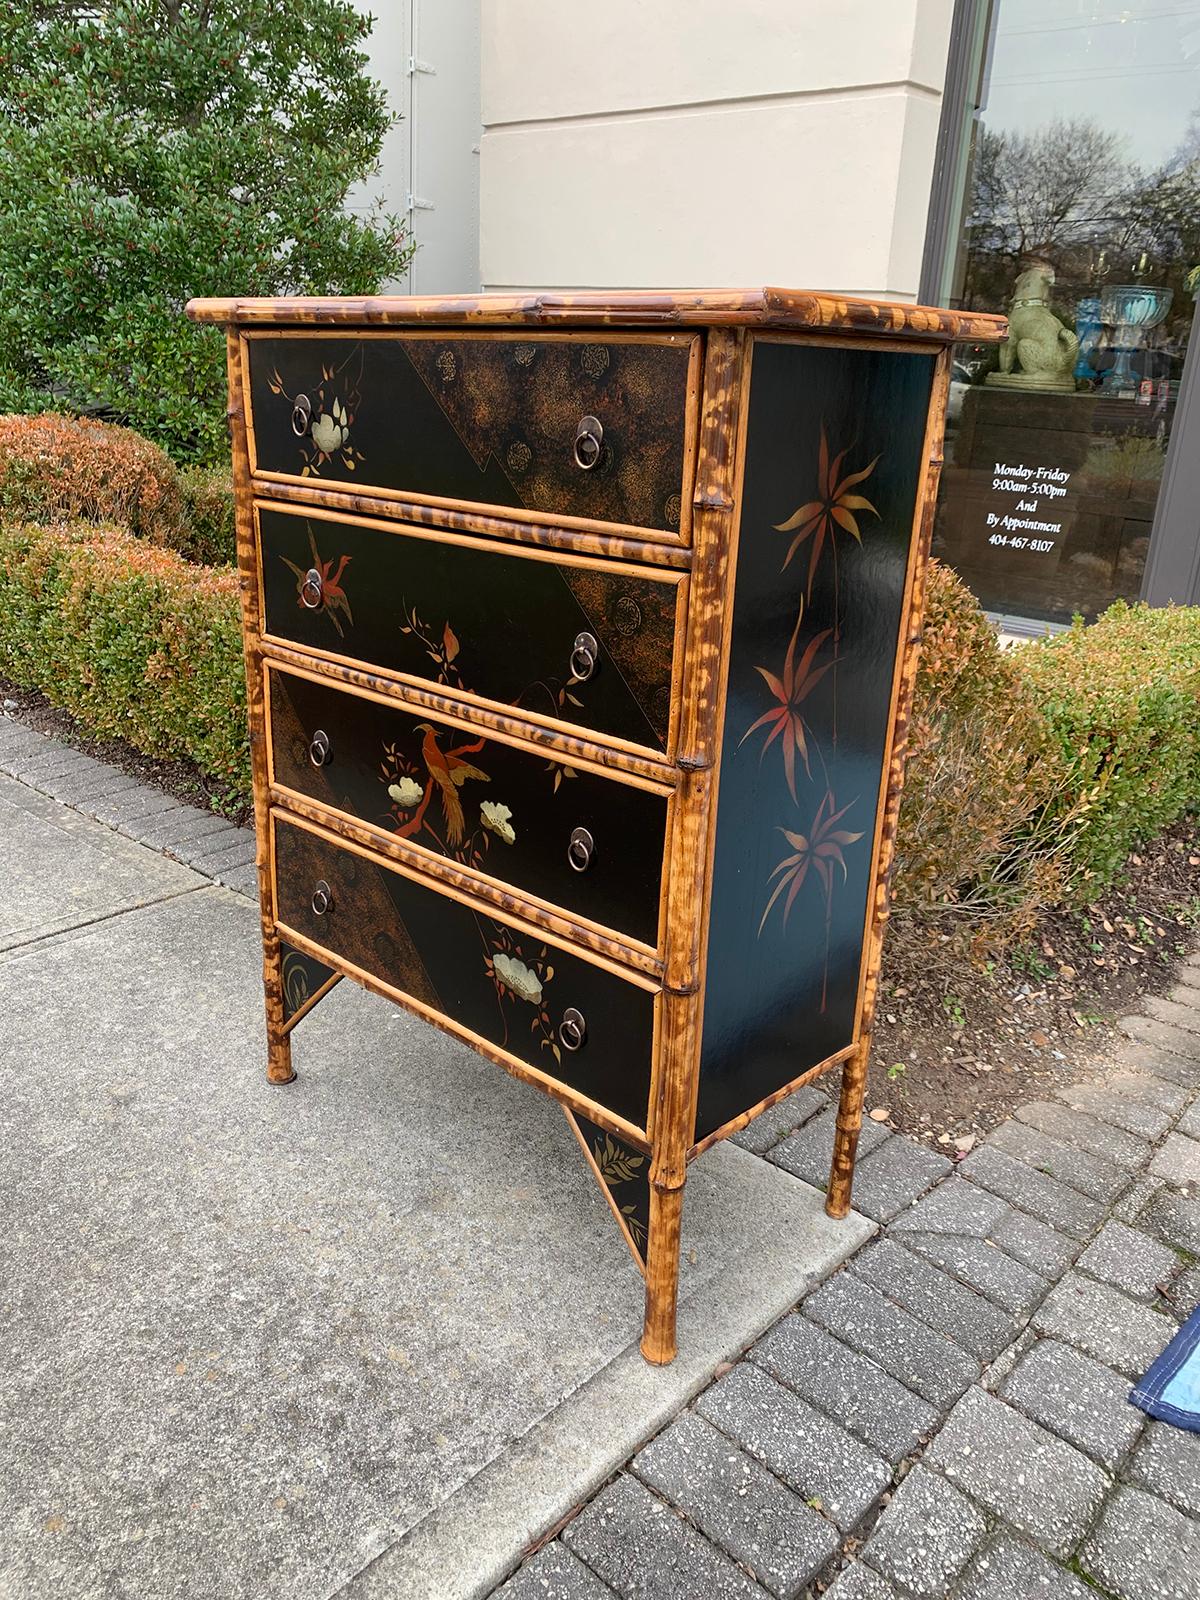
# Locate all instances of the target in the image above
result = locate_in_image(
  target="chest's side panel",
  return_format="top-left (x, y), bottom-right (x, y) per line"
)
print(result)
top-left (695, 338), bottom-right (935, 1140)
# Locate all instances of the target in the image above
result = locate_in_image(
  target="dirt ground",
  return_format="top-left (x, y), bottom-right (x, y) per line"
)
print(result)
top-left (5, 675), bottom-right (1198, 1160)
top-left (872, 822), bottom-right (1200, 1154)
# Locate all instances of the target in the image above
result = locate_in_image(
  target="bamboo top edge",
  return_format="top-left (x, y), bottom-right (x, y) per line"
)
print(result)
top-left (187, 289), bottom-right (1007, 342)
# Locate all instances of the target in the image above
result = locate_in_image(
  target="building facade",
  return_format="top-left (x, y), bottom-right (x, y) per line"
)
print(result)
top-left (356, 0), bottom-right (1200, 623)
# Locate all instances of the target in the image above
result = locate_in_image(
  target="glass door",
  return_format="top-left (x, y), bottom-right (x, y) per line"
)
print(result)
top-left (928, 0), bottom-right (1200, 627)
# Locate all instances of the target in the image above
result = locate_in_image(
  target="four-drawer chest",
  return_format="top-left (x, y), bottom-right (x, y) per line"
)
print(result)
top-left (187, 289), bottom-right (1005, 1363)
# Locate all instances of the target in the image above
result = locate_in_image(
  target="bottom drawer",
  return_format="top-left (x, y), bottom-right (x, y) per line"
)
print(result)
top-left (272, 813), bottom-right (656, 1132)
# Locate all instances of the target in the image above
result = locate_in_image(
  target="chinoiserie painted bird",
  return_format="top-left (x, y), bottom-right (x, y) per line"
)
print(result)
top-left (413, 724), bottom-right (489, 846)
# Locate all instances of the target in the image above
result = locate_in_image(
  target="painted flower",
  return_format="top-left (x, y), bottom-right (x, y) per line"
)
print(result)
top-left (492, 952), bottom-right (542, 1005)
top-left (480, 801), bottom-right (516, 844)
top-left (388, 777), bottom-right (424, 808)
top-left (774, 422), bottom-right (880, 596)
top-left (311, 398), bottom-right (349, 455)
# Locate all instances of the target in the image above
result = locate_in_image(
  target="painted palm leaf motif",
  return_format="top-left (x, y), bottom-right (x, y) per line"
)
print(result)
top-left (738, 599), bottom-right (833, 803)
top-left (759, 790), bottom-right (864, 1011)
top-left (774, 422), bottom-right (880, 598)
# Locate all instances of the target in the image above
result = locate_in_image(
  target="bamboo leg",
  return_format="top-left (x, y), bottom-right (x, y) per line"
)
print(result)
top-left (263, 931), bottom-right (295, 1085)
top-left (826, 1042), bottom-right (868, 1218)
top-left (641, 1179), bottom-right (686, 1364)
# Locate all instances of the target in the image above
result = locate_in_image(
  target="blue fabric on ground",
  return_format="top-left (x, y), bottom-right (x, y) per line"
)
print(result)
top-left (1130, 1307), bottom-right (1200, 1433)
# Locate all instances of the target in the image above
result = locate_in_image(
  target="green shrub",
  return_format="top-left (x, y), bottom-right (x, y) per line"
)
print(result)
top-left (1019, 601), bottom-right (1200, 892)
top-left (0, 413), bottom-right (235, 564)
top-left (0, 518), bottom-right (249, 800)
top-left (0, 1), bottom-right (412, 464)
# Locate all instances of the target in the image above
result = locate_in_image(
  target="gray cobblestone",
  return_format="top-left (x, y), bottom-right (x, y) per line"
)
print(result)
top-left (1150, 1130), bottom-right (1200, 1186)
top-left (768, 1107), bottom-right (890, 1189)
top-left (928, 1387), bottom-right (1109, 1558)
top-left (1057, 1082), bottom-right (1174, 1140)
top-left (114, 802), bottom-right (208, 845)
top-left (13, 745), bottom-right (94, 779)
top-left (956, 1534), bottom-right (1094, 1600)
top-left (1145, 994), bottom-right (1200, 1037)
top-left (846, 1137), bottom-right (952, 1223)
top-left (1113, 1173), bottom-right (1166, 1224)
top-left (631, 1410), bottom-right (839, 1599)
top-left (804, 1273), bottom-right (979, 1409)
top-left (1108, 1071), bottom-right (1190, 1114)
top-left (824, 1564), bottom-right (898, 1600)
top-left (1127, 1421), bottom-right (1200, 1517)
top-left (861, 1466), bottom-right (987, 1597)
top-left (889, 1177), bottom-right (1011, 1240)
top-left (1118, 1015), bottom-right (1200, 1074)
top-left (898, 1231), bottom-right (1049, 1315)
top-left (60, 771), bottom-right (146, 808)
top-left (751, 1313), bottom-right (938, 1464)
top-left (961, 1145), bottom-right (1106, 1239)
top-left (0, 717), bottom-right (49, 752)
top-left (217, 863), bottom-right (260, 899)
top-left (989, 1118), bottom-right (1129, 1202)
top-left (731, 1086), bottom-right (827, 1154)
top-left (1140, 1188), bottom-right (1200, 1255)
top-left (89, 789), bottom-right (182, 829)
top-left (136, 809), bottom-right (233, 851)
top-left (170, 824), bottom-right (247, 868)
top-left (1000, 1339), bottom-right (1142, 1469)
top-left (495, 1545), bottom-right (616, 1600)
top-left (1166, 1263), bottom-right (1200, 1317)
top-left (561, 1474), bottom-right (772, 1600)
top-left (1079, 1484), bottom-right (1200, 1600)
top-left (189, 833), bottom-right (256, 871)
top-left (1167, 982), bottom-right (1200, 1012)
top-left (1032, 1272), bottom-right (1176, 1377)
top-left (1015, 1099), bottom-right (1150, 1169)
top-left (694, 1363), bottom-right (890, 1532)
top-left (1178, 1099), bottom-right (1200, 1139)
top-left (35, 762), bottom-right (118, 805)
top-left (990, 1205), bottom-right (1079, 1278)
top-left (1077, 1221), bottom-right (1182, 1300)
top-left (850, 1239), bottom-right (1018, 1360)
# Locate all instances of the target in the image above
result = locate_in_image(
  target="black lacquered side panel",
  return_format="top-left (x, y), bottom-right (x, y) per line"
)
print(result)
top-left (268, 667), bottom-right (668, 948)
top-left (257, 506), bottom-right (680, 754)
top-left (696, 338), bottom-right (935, 1140)
top-left (245, 332), bottom-right (695, 535)
top-left (272, 816), bottom-right (656, 1131)
top-left (279, 939), bottom-right (337, 1022)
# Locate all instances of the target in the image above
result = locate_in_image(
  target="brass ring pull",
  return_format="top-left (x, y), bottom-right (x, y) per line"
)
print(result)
top-left (570, 631), bottom-right (598, 682)
top-left (299, 567), bottom-right (323, 609)
top-left (567, 827), bottom-right (594, 873)
top-left (291, 393), bottom-right (312, 437)
top-left (308, 729), bottom-right (331, 768)
top-left (311, 879), bottom-right (334, 916)
top-left (572, 415), bottom-right (603, 471)
top-left (559, 1008), bottom-right (587, 1052)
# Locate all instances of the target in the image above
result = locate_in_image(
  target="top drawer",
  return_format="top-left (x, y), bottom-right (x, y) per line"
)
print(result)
top-left (244, 331), bottom-right (700, 542)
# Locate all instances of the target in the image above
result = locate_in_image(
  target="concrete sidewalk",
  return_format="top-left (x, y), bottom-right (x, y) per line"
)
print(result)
top-left (0, 766), bottom-right (871, 1600)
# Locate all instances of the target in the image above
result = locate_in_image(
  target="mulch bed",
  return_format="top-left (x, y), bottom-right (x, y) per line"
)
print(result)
top-left (873, 823), bottom-right (1200, 1154)
top-left (4, 676), bottom-right (1198, 1155)
top-left (0, 674), bottom-right (253, 829)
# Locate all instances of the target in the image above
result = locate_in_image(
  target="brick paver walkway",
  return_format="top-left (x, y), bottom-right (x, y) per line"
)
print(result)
top-left (493, 980), bottom-right (1200, 1600)
top-left (4, 710), bottom-right (1199, 1599)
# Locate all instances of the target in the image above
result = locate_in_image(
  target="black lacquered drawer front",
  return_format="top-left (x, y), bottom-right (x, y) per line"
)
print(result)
top-left (268, 667), bottom-right (668, 948)
top-left (272, 815), bottom-right (655, 1131)
top-left (257, 505), bottom-right (682, 755)
top-left (246, 331), bottom-right (697, 538)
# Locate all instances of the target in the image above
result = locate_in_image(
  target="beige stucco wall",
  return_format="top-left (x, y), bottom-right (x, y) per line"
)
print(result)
top-left (479, 1), bottom-right (953, 297)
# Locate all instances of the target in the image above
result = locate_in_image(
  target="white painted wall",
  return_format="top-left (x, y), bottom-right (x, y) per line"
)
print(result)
top-left (349, 0), bottom-right (481, 293)
top-left (478, 1), bottom-right (954, 298)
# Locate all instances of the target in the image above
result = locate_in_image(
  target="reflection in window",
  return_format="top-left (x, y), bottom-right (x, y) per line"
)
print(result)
top-left (934, 0), bottom-right (1200, 626)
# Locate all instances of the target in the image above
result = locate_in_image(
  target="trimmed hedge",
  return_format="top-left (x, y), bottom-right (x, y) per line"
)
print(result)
top-left (0, 413), bottom-right (235, 565)
top-left (0, 518), bottom-right (248, 799)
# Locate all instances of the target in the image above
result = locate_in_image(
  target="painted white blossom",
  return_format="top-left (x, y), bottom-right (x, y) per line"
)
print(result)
top-left (492, 952), bottom-right (542, 1005)
top-left (480, 800), bottom-right (516, 844)
top-left (311, 397), bottom-right (349, 454)
top-left (388, 777), bottom-right (423, 808)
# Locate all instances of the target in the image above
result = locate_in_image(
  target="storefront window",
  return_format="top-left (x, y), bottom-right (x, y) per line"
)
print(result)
top-left (933, 0), bottom-right (1200, 626)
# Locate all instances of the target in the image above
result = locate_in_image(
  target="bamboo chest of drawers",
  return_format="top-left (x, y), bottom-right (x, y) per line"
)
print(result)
top-left (188, 289), bottom-right (1004, 1364)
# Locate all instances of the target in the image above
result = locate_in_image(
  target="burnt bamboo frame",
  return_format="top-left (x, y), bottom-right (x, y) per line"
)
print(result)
top-left (199, 292), bottom-right (1004, 1367)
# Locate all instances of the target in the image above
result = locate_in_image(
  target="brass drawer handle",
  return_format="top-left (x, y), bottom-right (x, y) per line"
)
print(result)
top-left (570, 631), bottom-right (599, 682)
top-left (311, 879), bottom-right (334, 916)
top-left (308, 729), bottom-right (331, 768)
top-left (291, 393), bottom-right (312, 437)
top-left (573, 414), bottom-right (603, 470)
top-left (299, 567), bottom-right (324, 609)
top-left (559, 1008), bottom-right (587, 1052)
top-left (568, 827), bottom-right (594, 873)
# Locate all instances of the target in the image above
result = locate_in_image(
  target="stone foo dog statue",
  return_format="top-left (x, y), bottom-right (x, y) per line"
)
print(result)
top-left (987, 262), bottom-right (1078, 392)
